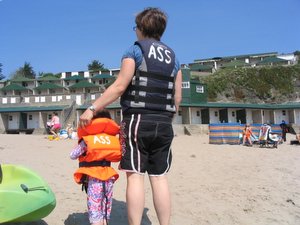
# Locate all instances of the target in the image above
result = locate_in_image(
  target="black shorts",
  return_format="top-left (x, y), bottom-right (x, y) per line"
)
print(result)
top-left (119, 114), bottom-right (174, 175)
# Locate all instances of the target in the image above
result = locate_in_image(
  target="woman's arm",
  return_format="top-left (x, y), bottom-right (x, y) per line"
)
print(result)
top-left (174, 69), bottom-right (182, 112)
top-left (79, 58), bottom-right (136, 127)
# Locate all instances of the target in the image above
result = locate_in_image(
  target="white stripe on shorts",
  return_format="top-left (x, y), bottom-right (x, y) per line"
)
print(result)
top-left (129, 114), bottom-right (141, 173)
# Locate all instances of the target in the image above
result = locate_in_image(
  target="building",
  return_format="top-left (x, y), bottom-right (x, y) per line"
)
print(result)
top-left (0, 51), bottom-right (299, 134)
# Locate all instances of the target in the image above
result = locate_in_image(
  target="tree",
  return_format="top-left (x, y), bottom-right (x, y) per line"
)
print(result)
top-left (11, 62), bottom-right (36, 79)
top-left (88, 60), bottom-right (107, 71)
top-left (0, 63), bottom-right (5, 80)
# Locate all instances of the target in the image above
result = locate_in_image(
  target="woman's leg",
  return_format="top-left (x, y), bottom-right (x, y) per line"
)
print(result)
top-left (50, 129), bottom-right (57, 137)
top-left (149, 175), bottom-right (171, 225)
top-left (126, 172), bottom-right (145, 225)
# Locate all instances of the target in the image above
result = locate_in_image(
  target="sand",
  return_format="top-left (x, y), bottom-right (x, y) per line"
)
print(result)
top-left (0, 133), bottom-right (300, 225)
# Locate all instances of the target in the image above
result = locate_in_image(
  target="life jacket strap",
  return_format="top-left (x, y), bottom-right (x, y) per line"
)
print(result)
top-left (79, 160), bottom-right (111, 167)
top-left (139, 70), bottom-right (174, 82)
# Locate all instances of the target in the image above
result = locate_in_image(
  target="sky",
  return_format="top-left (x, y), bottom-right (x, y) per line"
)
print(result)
top-left (0, 0), bottom-right (299, 78)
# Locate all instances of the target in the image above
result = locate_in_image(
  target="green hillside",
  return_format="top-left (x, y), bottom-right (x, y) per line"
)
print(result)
top-left (200, 65), bottom-right (300, 103)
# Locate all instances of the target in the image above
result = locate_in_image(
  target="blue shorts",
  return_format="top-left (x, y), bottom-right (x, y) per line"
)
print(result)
top-left (119, 114), bottom-right (174, 175)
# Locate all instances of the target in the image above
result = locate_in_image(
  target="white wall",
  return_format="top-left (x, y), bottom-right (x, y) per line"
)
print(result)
top-left (209, 108), bottom-right (220, 123)
top-left (27, 112), bottom-right (40, 129)
top-left (8, 113), bottom-right (19, 129)
top-left (173, 110), bottom-right (182, 124)
top-left (274, 109), bottom-right (289, 124)
top-left (227, 109), bottom-right (236, 123)
top-left (191, 108), bottom-right (201, 124)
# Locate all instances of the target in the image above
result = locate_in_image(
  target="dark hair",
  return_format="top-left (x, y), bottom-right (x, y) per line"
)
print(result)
top-left (93, 109), bottom-right (111, 119)
top-left (53, 112), bottom-right (58, 116)
top-left (135, 7), bottom-right (167, 41)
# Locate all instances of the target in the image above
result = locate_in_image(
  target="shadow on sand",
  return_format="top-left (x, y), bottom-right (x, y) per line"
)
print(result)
top-left (64, 199), bottom-right (152, 225)
top-left (0, 221), bottom-right (48, 225)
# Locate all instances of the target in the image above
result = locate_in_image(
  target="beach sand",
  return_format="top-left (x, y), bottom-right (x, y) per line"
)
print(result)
top-left (0, 133), bottom-right (300, 225)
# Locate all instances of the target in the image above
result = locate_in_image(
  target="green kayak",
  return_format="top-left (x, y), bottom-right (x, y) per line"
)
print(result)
top-left (0, 164), bottom-right (56, 223)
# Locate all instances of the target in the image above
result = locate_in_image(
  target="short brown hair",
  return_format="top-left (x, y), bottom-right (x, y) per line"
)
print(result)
top-left (135, 7), bottom-right (167, 41)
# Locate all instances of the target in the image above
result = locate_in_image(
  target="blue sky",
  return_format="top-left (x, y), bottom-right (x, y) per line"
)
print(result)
top-left (0, 0), bottom-right (299, 78)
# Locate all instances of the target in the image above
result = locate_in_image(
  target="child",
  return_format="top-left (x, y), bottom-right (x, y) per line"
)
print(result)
top-left (70, 109), bottom-right (121, 225)
top-left (242, 124), bottom-right (253, 146)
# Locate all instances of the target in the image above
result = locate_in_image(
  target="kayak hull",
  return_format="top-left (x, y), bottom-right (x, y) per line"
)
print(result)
top-left (0, 164), bottom-right (56, 223)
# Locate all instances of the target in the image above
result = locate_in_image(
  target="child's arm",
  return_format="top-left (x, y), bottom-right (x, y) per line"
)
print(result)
top-left (70, 140), bottom-right (87, 160)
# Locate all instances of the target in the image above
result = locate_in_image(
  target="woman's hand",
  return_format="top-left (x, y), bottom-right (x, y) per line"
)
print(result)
top-left (79, 109), bottom-right (94, 128)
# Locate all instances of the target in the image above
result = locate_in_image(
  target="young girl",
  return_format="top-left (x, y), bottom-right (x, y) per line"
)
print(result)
top-left (70, 110), bottom-right (121, 225)
top-left (242, 124), bottom-right (253, 146)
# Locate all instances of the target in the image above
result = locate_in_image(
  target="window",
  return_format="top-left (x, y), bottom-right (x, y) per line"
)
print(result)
top-left (178, 110), bottom-right (182, 116)
top-left (196, 85), bottom-right (204, 93)
top-left (214, 111), bottom-right (218, 117)
top-left (182, 82), bottom-right (190, 89)
top-left (9, 116), bottom-right (13, 121)
top-left (282, 110), bottom-right (286, 116)
top-left (29, 115), bottom-right (33, 120)
top-left (196, 111), bottom-right (200, 117)
top-left (232, 111), bottom-right (235, 117)
top-left (48, 114), bottom-right (52, 120)
top-left (116, 110), bottom-right (121, 117)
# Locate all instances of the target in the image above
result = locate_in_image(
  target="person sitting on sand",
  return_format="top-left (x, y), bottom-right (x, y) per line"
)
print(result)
top-left (242, 124), bottom-right (253, 146)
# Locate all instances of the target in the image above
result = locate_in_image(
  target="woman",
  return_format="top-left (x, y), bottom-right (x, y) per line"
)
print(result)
top-left (80, 7), bottom-right (182, 225)
top-left (50, 112), bottom-right (61, 138)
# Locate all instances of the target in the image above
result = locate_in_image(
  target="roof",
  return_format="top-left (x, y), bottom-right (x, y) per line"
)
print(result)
top-left (77, 104), bottom-right (120, 111)
top-left (221, 60), bottom-right (250, 68)
top-left (194, 52), bottom-right (278, 62)
top-left (34, 82), bottom-right (65, 90)
top-left (1, 83), bottom-right (30, 91)
top-left (257, 57), bottom-right (288, 65)
top-left (91, 74), bottom-right (114, 79)
top-left (189, 64), bottom-right (213, 71)
top-left (10, 76), bottom-right (35, 82)
top-left (37, 75), bottom-right (60, 81)
top-left (64, 75), bottom-right (86, 81)
top-left (0, 105), bottom-right (68, 113)
top-left (180, 102), bottom-right (300, 109)
top-left (68, 80), bottom-right (100, 89)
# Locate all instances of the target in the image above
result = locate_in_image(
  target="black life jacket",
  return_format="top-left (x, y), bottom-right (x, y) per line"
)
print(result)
top-left (121, 39), bottom-right (177, 114)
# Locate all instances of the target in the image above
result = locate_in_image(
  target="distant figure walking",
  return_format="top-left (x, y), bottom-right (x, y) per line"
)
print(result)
top-left (280, 120), bottom-right (288, 142)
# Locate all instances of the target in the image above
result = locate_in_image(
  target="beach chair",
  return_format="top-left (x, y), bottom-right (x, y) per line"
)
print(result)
top-left (258, 124), bottom-right (280, 148)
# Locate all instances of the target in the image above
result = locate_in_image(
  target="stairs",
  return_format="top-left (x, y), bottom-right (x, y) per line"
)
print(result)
top-left (183, 124), bottom-right (209, 135)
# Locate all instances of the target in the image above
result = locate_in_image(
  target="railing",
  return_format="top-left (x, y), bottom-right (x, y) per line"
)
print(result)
top-left (61, 100), bottom-right (76, 128)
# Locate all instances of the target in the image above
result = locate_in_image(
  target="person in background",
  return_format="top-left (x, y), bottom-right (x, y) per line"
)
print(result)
top-left (70, 109), bottom-right (121, 225)
top-left (50, 112), bottom-right (61, 138)
top-left (242, 124), bottom-right (253, 146)
top-left (280, 120), bottom-right (288, 142)
top-left (79, 7), bottom-right (182, 225)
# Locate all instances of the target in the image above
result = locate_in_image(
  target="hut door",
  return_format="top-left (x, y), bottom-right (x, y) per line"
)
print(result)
top-left (219, 109), bottom-right (228, 123)
top-left (236, 109), bottom-right (246, 124)
top-left (19, 113), bottom-right (27, 129)
top-left (201, 109), bottom-right (209, 124)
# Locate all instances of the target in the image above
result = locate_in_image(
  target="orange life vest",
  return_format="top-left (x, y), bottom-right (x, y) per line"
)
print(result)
top-left (74, 118), bottom-right (121, 184)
